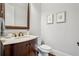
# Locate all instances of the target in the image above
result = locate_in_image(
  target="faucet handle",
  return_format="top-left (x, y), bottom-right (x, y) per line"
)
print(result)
top-left (18, 32), bottom-right (23, 36)
top-left (12, 33), bottom-right (17, 37)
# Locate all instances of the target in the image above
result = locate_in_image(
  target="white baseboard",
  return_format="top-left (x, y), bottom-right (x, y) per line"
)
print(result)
top-left (50, 49), bottom-right (71, 56)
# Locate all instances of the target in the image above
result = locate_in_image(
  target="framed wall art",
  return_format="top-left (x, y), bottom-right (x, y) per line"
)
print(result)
top-left (56, 11), bottom-right (66, 23)
top-left (47, 14), bottom-right (54, 24)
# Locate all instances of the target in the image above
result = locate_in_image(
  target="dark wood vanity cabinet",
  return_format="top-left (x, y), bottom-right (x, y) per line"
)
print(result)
top-left (3, 39), bottom-right (38, 56)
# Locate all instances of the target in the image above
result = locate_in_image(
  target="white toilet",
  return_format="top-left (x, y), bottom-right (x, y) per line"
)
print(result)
top-left (38, 44), bottom-right (52, 56)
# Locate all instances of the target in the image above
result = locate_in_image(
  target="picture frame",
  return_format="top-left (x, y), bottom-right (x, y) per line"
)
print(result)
top-left (56, 11), bottom-right (66, 23)
top-left (47, 14), bottom-right (54, 24)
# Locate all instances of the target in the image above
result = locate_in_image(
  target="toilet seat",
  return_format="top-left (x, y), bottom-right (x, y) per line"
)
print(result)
top-left (40, 44), bottom-right (51, 50)
top-left (38, 44), bottom-right (52, 53)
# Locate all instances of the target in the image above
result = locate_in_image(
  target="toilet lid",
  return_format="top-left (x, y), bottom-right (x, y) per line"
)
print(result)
top-left (40, 45), bottom-right (51, 50)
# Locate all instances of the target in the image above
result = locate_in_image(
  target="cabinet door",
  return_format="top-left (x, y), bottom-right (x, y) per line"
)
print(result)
top-left (13, 42), bottom-right (29, 56)
top-left (29, 39), bottom-right (38, 56)
top-left (13, 39), bottom-right (37, 56)
top-left (4, 45), bottom-right (13, 56)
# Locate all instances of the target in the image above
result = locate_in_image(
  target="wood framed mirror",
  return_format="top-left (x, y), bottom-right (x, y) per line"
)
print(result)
top-left (2, 3), bottom-right (30, 29)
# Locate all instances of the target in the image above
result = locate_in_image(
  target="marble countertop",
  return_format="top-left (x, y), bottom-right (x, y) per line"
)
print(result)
top-left (0, 35), bottom-right (38, 45)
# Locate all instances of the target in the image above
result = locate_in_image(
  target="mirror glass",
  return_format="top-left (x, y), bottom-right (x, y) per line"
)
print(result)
top-left (5, 3), bottom-right (29, 29)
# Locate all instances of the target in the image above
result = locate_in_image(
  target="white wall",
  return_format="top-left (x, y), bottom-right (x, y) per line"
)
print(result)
top-left (29, 3), bottom-right (41, 45)
top-left (41, 3), bottom-right (79, 56)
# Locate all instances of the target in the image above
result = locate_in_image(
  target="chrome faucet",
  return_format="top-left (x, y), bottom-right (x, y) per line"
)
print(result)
top-left (18, 32), bottom-right (23, 36)
top-left (12, 33), bottom-right (17, 37)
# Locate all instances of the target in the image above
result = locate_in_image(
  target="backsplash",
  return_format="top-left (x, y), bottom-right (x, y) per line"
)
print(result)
top-left (4, 29), bottom-right (28, 36)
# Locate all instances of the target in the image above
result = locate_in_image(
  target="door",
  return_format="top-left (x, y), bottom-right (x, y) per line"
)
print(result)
top-left (4, 45), bottom-right (12, 56)
top-left (13, 42), bottom-right (29, 56)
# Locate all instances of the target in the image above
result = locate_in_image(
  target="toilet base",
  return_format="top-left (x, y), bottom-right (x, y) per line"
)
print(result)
top-left (38, 51), bottom-right (48, 56)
